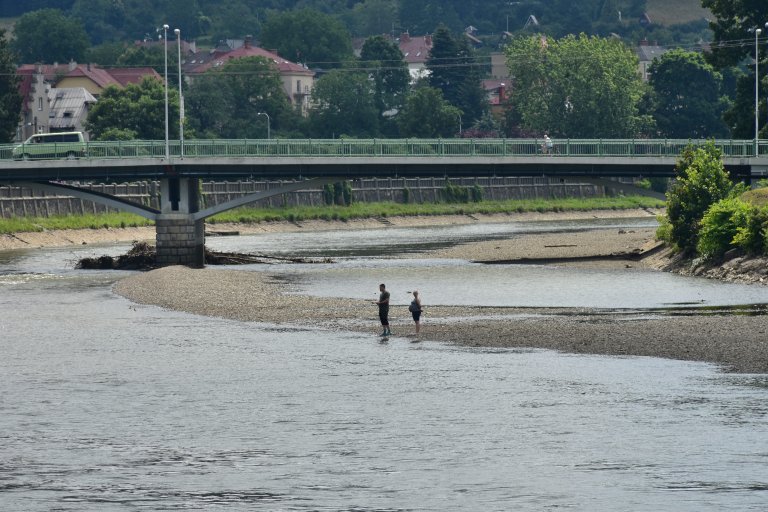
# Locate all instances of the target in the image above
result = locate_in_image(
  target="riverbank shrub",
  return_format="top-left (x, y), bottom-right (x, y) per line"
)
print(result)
top-left (663, 143), bottom-right (736, 254)
top-left (695, 196), bottom-right (768, 260)
top-left (733, 205), bottom-right (768, 255)
top-left (696, 198), bottom-right (751, 259)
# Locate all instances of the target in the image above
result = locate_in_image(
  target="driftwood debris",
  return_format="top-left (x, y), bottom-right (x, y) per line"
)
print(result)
top-left (76, 241), bottom-right (331, 270)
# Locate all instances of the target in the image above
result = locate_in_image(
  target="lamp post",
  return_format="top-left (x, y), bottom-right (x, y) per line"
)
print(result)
top-left (754, 27), bottom-right (762, 150)
top-left (256, 112), bottom-right (270, 139)
top-left (457, 113), bottom-right (462, 137)
top-left (765, 22), bottom-right (768, 147)
top-left (175, 28), bottom-right (184, 157)
top-left (162, 24), bottom-right (169, 160)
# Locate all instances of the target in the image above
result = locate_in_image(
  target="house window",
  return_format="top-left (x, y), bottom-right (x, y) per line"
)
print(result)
top-left (38, 97), bottom-right (43, 110)
top-left (297, 80), bottom-right (302, 93)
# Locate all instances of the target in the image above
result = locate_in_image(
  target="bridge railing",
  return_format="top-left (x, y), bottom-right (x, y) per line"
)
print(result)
top-left (1, 138), bottom-right (766, 161)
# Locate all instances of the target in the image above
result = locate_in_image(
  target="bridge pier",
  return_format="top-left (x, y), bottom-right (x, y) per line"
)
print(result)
top-left (156, 178), bottom-right (205, 268)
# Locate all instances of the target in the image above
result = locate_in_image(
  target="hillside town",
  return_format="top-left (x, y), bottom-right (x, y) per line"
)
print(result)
top-left (0, 0), bottom-right (750, 144)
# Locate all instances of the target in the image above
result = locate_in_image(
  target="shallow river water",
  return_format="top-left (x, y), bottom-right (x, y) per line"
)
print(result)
top-left (2, 218), bottom-right (768, 510)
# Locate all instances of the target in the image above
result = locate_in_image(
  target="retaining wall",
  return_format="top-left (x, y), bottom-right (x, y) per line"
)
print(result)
top-left (0, 177), bottom-right (603, 218)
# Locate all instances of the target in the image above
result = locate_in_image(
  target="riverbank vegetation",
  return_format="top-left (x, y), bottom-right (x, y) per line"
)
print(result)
top-left (207, 196), bottom-right (664, 224)
top-left (0, 211), bottom-right (153, 235)
top-left (0, 196), bottom-right (664, 234)
top-left (657, 143), bottom-right (768, 261)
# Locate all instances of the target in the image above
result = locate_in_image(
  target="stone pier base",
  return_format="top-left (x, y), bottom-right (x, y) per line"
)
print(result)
top-left (155, 214), bottom-right (205, 268)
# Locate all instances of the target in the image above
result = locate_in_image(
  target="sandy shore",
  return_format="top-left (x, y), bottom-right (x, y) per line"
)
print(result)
top-left (111, 209), bottom-right (768, 374)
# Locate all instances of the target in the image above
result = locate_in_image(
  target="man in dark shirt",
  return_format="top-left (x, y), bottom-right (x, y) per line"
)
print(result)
top-left (375, 283), bottom-right (391, 336)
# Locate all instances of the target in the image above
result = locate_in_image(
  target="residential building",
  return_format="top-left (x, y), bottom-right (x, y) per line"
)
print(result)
top-left (48, 88), bottom-right (97, 135)
top-left (397, 32), bottom-right (433, 80)
top-left (16, 62), bottom-right (162, 141)
top-left (52, 63), bottom-right (162, 97)
top-left (483, 79), bottom-right (508, 117)
top-left (183, 36), bottom-right (315, 114)
top-left (16, 68), bottom-right (51, 141)
top-left (635, 38), bottom-right (668, 81)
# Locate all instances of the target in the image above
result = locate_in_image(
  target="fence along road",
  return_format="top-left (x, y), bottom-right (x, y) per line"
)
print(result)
top-left (1, 138), bottom-right (767, 182)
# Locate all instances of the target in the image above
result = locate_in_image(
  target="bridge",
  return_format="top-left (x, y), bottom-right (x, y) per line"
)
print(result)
top-left (2, 137), bottom-right (767, 267)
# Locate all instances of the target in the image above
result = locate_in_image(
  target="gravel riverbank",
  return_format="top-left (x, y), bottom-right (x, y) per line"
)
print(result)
top-left (112, 210), bottom-right (768, 374)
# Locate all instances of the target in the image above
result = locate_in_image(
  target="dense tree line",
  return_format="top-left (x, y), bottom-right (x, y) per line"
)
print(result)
top-left (2, 0), bottom-right (709, 45)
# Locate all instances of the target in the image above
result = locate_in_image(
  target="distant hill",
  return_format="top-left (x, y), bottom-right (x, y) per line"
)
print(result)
top-left (646, 0), bottom-right (711, 26)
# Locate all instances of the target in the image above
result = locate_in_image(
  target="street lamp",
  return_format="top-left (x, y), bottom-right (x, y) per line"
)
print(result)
top-left (754, 27), bottom-right (762, 149)
top-left (162, 24), bottom-right (169, 160)
top-left (765, 22), bottom-right (768, 146)
top-left (256, 112), bottom-right (270, 139)
top-left (175, 28), bottom-right (184, 157)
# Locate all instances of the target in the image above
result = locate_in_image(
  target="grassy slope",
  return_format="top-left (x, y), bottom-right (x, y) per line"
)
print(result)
top-left (645, 0), bottom-right (711, 26)
top-left (0, 196), bottom-right (665, 234)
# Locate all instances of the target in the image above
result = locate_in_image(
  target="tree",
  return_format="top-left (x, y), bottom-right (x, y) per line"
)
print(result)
top-left (426, 26), bottom-right (487, 126)
top-left (260, 8), bottom-right (353, 68)
top-left (648, 49), bottom-right (730, 139)
top-left (664, 143), bottom-right (735, 254)
top-left (505, 33), bottom-right (649, 138)
top-left (360, 35), bottom-right (410, 118)
top-left (70, 0), bottom-right (128, 45)
top-left (85, 77), bottom-right (179, 140)
top-left (399, 0), bottom-right (462, 34)
top-left (0, 30), bottom-right (22, 143)
top-left (701, 0), bottom-right (768, 138)
top-left (397, 86), bottom-right (462, 138)
top-left (185, 57), bottom-right (295, 139)
top-left (11, 9), bottom-right (90, 64)
top-left (349, 0), bottom-right (399, 37)
top-left (309, 70), bottom-right (379, 137)
top-left (0, 0), bottom-right (76, 18)
top-left (206, 0), bottom-right (260, 39)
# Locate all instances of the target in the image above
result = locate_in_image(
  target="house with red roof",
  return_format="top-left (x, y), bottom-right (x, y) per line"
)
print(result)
top-left (16, 62), bottom-right (162, 141)
top-left (184, 36), bottom-right (315, 114)
top-left (397, 33), bottom-right (433, 80)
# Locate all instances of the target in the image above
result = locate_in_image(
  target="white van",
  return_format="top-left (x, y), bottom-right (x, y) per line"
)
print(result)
top-left (12, 132), bottom-right (87, 160)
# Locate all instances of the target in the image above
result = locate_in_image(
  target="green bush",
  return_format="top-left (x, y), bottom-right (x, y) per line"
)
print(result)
top-left (665, 143), bottom-right (736, 254)
top-left (696, 198), bottom-right (751, 259)
top-left (655, 215), bottom-right (672, 243)
top-left (733, 205), bottom-right (768, 255)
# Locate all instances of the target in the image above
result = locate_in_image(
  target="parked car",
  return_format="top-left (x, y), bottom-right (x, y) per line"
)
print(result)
top-left (12, 132), bottom-right (87, 160)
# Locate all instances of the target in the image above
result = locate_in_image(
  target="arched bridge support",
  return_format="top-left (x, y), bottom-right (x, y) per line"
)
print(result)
top-left (17, 177), bottom-right (336, 268)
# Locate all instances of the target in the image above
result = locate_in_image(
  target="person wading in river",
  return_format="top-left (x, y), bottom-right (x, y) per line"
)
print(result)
top-left (374, 283), bottom-right (391, 336)
top-left (408, 290), bottom-right (423, 335)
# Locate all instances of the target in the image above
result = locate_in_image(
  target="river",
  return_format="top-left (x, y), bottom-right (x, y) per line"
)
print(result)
top-left (1, 218), bottom-right (767, 511)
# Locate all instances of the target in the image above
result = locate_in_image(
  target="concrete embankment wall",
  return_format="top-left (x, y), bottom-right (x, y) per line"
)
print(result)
top-left (0, 177), bottom-right (603, 218)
